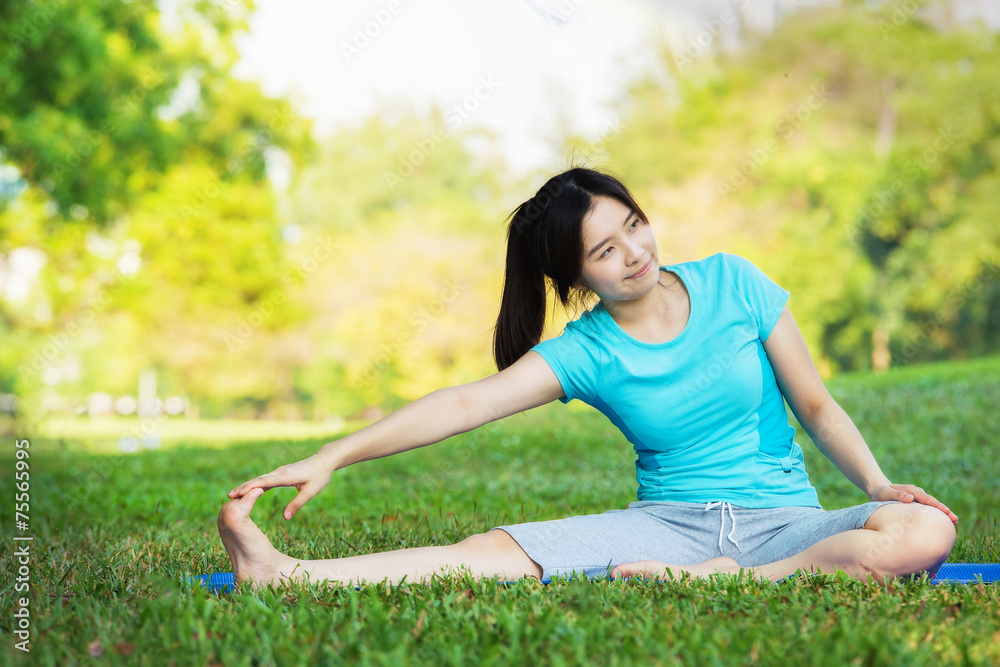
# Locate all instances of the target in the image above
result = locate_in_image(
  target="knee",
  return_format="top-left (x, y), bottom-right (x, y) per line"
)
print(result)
top-left (455, 529), bottom-right (516, 554)
top-left (867, 504), bottom-right (956, 578)
top-left (912, 506), bottom-right (957, 567)
top-left (453, 529), bottom-right (543, 580)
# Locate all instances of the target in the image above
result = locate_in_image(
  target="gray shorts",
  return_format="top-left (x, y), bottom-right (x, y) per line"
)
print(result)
top-left (494, 499), bottom-right (898, 582)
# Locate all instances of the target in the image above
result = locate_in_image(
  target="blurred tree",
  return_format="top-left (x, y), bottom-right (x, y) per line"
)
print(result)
top-left (6, 0), bottom-right (998, 427)
top-left (0, 0), bottom-right (311, 221)
top-left (599, 2), bottom-right (1000, 374)
top-left (0, 0), bottom-right (313, 425)
top-left (283, 105), bottom-right (510, 417)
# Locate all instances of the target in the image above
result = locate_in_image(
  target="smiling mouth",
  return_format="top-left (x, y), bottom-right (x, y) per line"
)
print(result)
top-left (627, 260), bottom-right (651, 279)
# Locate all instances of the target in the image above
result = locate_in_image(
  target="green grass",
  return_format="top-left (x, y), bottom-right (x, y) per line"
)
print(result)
top-left (32, 416), bottom-right (363, 453)
top-left (2, 356), bottom-right (999, 665)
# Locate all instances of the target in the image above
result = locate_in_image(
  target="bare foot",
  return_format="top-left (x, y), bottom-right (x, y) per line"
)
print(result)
top-left (610, 556), bottom-right (742, 581)
top-left (217, 487), bottom-right (300, 588)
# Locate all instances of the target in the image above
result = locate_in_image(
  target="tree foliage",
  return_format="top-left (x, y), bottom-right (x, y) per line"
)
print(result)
top-left (1, 1), bottom-right (997, 425)
top-left (598, 3), bottom-right (1000, 374)
top-left (0, 0), bottom-right (313, 423)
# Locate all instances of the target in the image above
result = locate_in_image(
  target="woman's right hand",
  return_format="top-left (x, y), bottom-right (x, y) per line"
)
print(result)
top-left (227, 454), bottom-right (334, 520)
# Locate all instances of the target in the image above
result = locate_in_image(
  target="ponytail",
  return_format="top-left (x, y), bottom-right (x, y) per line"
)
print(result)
top-left (493, 203), bottom-right (549, 371)
top-left (492, 167), bottom-right (649, 371)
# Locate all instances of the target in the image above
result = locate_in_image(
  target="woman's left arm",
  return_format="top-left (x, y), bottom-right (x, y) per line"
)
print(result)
top-left (762, 306), bottom-right (958, 525)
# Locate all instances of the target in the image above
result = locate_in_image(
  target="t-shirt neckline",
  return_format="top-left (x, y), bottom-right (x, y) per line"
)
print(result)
top-left (596, 264), bottom-right (693, 348)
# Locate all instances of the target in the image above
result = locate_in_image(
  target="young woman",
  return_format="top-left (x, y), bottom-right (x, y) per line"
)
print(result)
top-left (220, 167), bottom-right (958, 588)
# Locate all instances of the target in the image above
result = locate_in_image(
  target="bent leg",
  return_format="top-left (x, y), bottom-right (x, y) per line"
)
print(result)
top-left (748, 502), bottom-right (956, 583)
top-left (613, 503), bottom-right (956, 584)
top-left (217, 488), bottom-right (542, 589)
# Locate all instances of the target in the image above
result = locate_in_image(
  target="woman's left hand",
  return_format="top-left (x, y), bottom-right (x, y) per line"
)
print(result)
top-left (869, 483), bottom-right (959, 525)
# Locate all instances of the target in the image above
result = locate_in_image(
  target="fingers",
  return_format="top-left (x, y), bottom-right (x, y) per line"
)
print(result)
top-left (228, 480), bottom-right (260, 498)
top-left (889, 483), bottom-right (926, 503)
top-left (228, 472), bottom-right (282, 498)
top-left (228, 479), bottom-right (271, 498)
top-left (283, 484), bottom-right (318, 520)
top-left (877, 485), bottom-right (914, 503)
top-left (891, 484), bottom-right (960, 525)
top-left (940, 508), bottom-right (960, 525)
top-left (911, 491), bottom-right (960, 525)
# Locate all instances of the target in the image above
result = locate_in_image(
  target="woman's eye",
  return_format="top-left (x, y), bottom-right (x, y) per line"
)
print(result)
top-left (601, 247), bottom-right (612, 258)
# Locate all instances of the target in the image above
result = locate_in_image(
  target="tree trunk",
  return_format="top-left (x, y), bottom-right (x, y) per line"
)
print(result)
top-left (875, 78), bottom-right (897, 160)
top-left (872, 324), bottom-right (891, 373)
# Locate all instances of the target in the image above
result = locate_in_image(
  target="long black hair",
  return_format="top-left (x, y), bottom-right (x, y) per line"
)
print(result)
top-left (493, 167), bottom-right (650, 371)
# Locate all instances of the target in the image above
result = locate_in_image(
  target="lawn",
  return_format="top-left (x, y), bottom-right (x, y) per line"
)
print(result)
top-left (3, 355), bottom-right (999, 665)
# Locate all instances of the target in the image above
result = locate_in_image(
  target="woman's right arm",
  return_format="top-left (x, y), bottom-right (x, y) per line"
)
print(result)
top-left (228, 351), bottom-right (564, 519)
top-left (322, 350), bottom-right (564, 469)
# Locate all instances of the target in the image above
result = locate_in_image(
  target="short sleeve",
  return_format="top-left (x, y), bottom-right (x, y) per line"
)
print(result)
top-left (722, 253), bottom-right (790, 341)
top-left (529, 327), bottom-right (601, 405)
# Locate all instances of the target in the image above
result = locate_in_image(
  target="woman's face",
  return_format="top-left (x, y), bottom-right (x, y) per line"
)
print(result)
top-left (575, 195), bottom-right (660, 303)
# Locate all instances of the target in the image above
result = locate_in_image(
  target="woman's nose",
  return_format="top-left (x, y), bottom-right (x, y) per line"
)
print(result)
top-left (625, 240), bottom-right (644, 263)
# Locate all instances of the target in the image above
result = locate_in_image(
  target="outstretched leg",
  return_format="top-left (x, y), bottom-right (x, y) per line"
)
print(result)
top-left (217, 488), bottom-right (543, 589)
top-left (612, 502), bottom-right (956, 584)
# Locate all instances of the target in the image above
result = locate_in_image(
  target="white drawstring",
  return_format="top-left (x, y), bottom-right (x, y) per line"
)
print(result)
top-left (704, 501), bottom-right (742, 553)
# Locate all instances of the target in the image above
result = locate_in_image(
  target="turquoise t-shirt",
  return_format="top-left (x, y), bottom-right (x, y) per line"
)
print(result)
top-left (530, 252), bottom-right (821, 509)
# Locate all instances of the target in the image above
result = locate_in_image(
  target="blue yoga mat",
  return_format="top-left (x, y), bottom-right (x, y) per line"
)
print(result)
top-left (187, 563), bottom-right (1000, 594)
top-left (931, 563), bottom-right (1000, 584)
top-left (190, 572), bottom-right (236, 594)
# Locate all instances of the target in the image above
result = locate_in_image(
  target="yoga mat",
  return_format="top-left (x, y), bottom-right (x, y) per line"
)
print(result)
top-left (186, 563), bottom-right (1000, 595)
top-left (931, 563), bottom-right (1000, 585)
top-left (190, 572), bottom-right (236, 594)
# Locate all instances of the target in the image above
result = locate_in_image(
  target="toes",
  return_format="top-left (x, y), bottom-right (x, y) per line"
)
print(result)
top-left (218, 499), bottom-right (242, 531)
top-left (241, 486), bottom-right (265, 505)
top-left (611, 563), bottom-right (642, 579)
top-left (218, 488), bottom-right (262, 530)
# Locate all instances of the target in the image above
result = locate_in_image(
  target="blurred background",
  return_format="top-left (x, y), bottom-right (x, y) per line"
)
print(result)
top-left (1, 0), bottom-right (998, 447)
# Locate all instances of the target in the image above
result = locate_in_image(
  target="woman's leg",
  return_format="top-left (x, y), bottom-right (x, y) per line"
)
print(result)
top-left (752, 501), bottom-right (956, 582)
top-left (217, 487), bottom-right (543, 588)
top-left (612, 502), bottom-right (956, 583)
